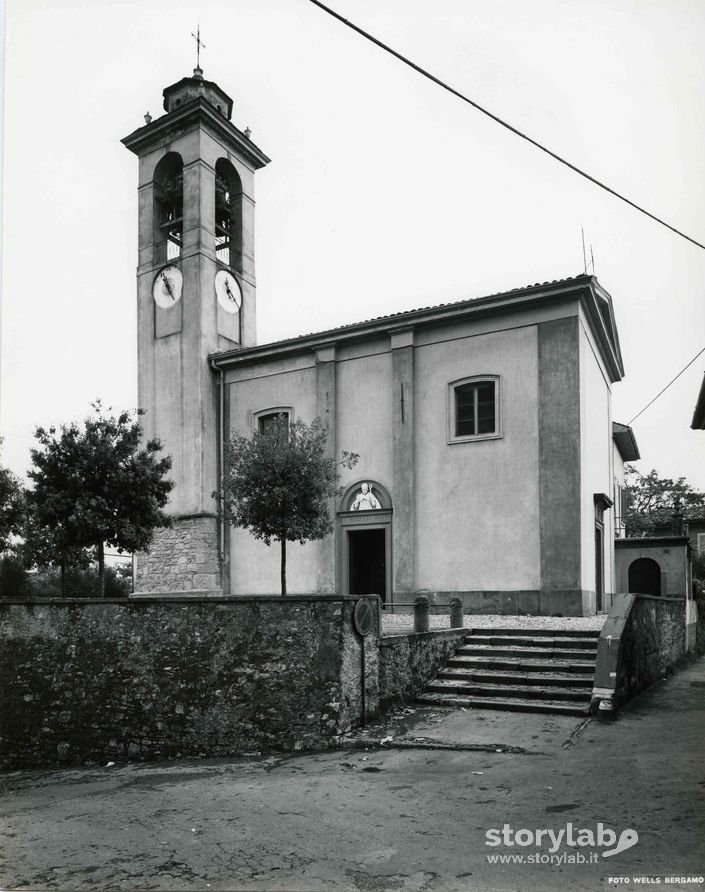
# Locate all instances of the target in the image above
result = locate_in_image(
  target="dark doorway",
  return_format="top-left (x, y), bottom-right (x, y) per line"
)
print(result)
top-left (628, 558), bottom-right (661, 596)
top-left (595, 524), bottom-right (604, 612)
top-left (349, 529), bottom-right (386, 603)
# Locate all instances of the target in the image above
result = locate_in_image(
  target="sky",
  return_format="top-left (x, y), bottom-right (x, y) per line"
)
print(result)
top-left (2, 0), bottom-right (704, 492)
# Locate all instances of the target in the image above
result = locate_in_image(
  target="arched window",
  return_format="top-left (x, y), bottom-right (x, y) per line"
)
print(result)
top-left (153, 153), bottom-right (183, 262)
top-left (448, 375), bottom-right (501, 443)
top-left (215, 159), bottom-right (243, 270)
top-left (628, 558), bottom-right (662, 596)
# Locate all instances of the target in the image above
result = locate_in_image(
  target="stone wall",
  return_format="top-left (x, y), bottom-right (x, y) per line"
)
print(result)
top-left (592, 593), bottom-right (688, 710)
top-left (0, 595), bottom-right (379, 769)
top-left (134, 515), bottom-right (221, 593)
top-left (378, 629), bottom-right (466, 710)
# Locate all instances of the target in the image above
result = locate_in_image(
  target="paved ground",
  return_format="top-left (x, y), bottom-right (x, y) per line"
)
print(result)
top-left (381, 613), bottom-right (606, 634)
top-left (1, 659), bottom-right (704, 892)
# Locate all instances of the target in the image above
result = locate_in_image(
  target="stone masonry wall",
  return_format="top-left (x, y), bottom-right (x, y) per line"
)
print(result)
top-left (0, 596), bottom-right (379, 769)
top-left (378, 629), bottom-right (466, 710)
top-left (618, 596), bottom-right (686, 699)
top-left (593, 593), bottom-right (687, 710)
top-left (135, 515), bottom-right (221, 593)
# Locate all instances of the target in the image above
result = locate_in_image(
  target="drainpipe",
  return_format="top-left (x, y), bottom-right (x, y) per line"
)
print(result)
top-left (210, 359), bottom-right (225, 583)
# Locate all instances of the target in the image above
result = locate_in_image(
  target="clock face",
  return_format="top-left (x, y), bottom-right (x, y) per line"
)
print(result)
top-left (215, 269), bottom-right (242, 314)
top-left (153, 266), bottom-right (183, 308)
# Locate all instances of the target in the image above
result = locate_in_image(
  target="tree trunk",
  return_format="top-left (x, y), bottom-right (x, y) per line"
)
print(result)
top-left (98, 542), bottom-right (105, 598)
top-left (280, 537), bottom-right (287, 596)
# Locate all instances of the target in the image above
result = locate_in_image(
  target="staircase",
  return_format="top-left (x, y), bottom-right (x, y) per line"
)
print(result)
top-left (417, 627), bottom-right (600, 716)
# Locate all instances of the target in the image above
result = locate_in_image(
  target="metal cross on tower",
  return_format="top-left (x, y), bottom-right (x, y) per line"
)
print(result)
top-left (191, 24), bottom-right (206, 69)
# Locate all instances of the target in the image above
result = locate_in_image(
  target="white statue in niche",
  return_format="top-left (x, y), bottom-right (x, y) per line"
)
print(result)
top-left (351, 483), bottom-right (381, 511)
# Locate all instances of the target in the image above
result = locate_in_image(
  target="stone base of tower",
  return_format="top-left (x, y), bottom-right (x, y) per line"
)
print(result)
top-left (133, 514), bottom-right (222, 595)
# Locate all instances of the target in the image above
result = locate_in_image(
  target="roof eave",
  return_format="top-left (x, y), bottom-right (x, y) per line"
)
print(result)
top-left (612, 422), bottom-right (640, 462)
top-left (210, 276), bottom-right (595, 369)
top-left (691, 372), bottom-right (705, 429)
top-left (121, 98), bottom-right (271, 169)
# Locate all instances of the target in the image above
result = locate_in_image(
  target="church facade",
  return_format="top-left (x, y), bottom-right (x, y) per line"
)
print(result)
top-left (123, 68), bottom-right (627, 617)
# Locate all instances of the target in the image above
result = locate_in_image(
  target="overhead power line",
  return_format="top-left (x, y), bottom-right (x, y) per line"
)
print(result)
top-left (627, 346), bottom-right (705, 425)
top-left (307, 0), bottom-right (705, 252)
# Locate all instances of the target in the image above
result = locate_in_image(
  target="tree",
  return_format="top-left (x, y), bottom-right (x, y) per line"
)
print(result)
top-left (18, 504), bottom-right (92, 597)
top-left (217, 415), bottom-right (358, 595)
top-left (0, 440), bottom-right (23, 553)
top-left (27, 402), bottom-right (174, 596)
top-left (625, 466), bottom-right (705, 537)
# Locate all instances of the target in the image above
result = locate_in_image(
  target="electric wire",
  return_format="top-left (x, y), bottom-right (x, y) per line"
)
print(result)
top-left (307, 0), bottom-right (705, 252)
top-left (627, 346), bottom-right (705, 425)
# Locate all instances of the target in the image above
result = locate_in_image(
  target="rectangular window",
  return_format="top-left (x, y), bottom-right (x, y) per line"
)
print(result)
top-left (453, 380), bottom-right (497, 438)
top-left (257, 410), bottom-right (290, 435)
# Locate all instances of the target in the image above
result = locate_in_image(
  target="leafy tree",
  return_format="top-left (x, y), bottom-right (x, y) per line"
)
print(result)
top-left (0, 554), bottom-right (30, 599)
top-left (0, 440), bottom-right (23, 553)
top-left (625, 466), bottom-right (705, 537)
top-left (27, 402), bottom-right (173, 596)
top-left (19, 500), bottom-right (92, 596)
top-left (217, 415), bottom-right (358, 595)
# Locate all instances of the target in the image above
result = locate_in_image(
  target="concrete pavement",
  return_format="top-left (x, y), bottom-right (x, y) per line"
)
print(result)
top-left (1, 659), bottom-right (704, 892)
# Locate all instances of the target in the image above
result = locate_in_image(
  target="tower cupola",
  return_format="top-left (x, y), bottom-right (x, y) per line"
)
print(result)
top-left (162, 68), bottom-right (234, 119)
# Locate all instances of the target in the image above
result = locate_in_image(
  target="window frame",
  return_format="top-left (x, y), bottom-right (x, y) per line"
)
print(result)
top-left (447, 375), bottom-right (501, 444)
top-left (253, 407), bottom-right (292, 436)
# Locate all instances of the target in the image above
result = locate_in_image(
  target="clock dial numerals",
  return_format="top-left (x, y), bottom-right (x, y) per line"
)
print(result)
top-left (153, 266), bottom-right (183, 308)
top-left (215, 270), bottom-right (242, 314)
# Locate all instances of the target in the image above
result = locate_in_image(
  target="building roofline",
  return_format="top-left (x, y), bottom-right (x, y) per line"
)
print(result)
top-left (615, 535), bottom-right (690, 549)
top-left (612, 421), bottom-right (640, 462)
top-left (211, 274), bottom-right (624, 381)
top-left (691, 372), bottom-right (705, 430)
top-left (121, 97), bottom-right (271, 169)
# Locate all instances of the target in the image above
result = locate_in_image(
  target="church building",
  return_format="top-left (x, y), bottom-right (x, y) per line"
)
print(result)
top-left (123, 66), bottom-right (627, 617)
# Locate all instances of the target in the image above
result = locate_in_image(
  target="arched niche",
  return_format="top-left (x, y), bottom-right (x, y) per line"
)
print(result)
top-left (339, 480), bottom-right (392, 514)
top-left (628, 557), bottom-right (662, 596)
top-left (153, 152), bottom-right (183, 263)
top-left (215, 158), bottom-right (243, 271)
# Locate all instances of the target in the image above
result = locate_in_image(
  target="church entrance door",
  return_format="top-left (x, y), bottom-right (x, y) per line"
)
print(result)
top-left (348, 529), bottom-right (386, 603)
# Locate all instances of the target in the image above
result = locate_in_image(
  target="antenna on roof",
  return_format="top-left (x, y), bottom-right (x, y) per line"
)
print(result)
top-left (590, 245), bottom-right (596, 275)
top-left (581, 226), bottom-right (587, 274)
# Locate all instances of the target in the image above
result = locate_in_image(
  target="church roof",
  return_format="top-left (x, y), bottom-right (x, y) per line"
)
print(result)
top-left (211, 273), bottom-right (625, 382)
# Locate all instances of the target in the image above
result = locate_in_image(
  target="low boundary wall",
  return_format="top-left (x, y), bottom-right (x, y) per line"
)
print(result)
top-left (378, 628), bottom-right (466, 710)
top-left (592, 593), bottom-right (689, 711)
top-left (0, 595), bottom-right (380, 769)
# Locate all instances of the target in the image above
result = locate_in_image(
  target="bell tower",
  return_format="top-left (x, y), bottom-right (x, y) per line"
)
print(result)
top-left (122, 66), bottom-right (270, 593)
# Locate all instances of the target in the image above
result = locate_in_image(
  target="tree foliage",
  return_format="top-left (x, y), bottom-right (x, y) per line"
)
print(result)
top-left (0, 558), bottom-right (132, 600)
top-left (625, 465), bottom-right (705, 537)
top-left (26, 402), bottom-right (173, 595)
top-left (0, 440), bottom-right (23, 553)
top-left (217, 415), bottom-right (358, 594)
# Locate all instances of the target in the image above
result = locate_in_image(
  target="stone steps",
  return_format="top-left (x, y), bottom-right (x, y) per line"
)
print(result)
top-left (449, 656), bottom-right (595, 673)
top-left (418, 626), bottom-right (598, 716)
top-left (417, 691), bottom-right (591, 717)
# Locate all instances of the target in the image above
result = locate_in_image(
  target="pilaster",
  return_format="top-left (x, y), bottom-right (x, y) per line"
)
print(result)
top-left (316, 344), bottom-right (337, 593)
top-left (391, 329), bottom-right (415, 595)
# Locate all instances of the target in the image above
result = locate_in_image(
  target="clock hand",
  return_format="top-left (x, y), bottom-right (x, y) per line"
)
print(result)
top-left (224, 279), bottom-right (235, 302)
top-left (161, 271), bottom-right (175, 300)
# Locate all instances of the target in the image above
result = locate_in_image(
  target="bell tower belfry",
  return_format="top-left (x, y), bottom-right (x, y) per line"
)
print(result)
top-left (122, 67), bottom-right (270, 593)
